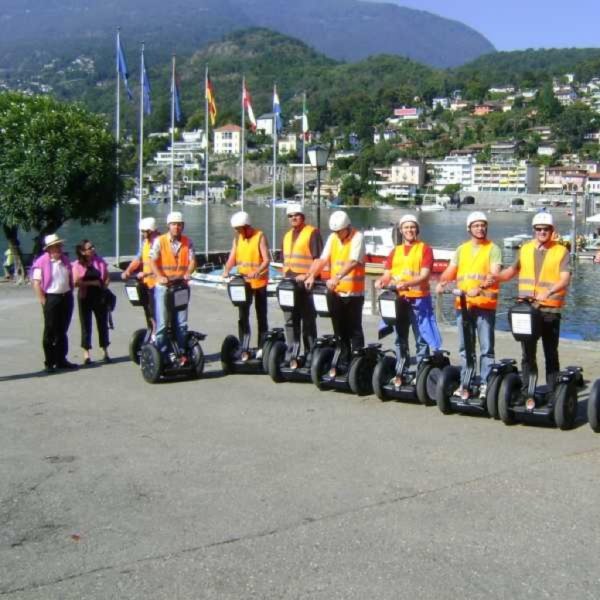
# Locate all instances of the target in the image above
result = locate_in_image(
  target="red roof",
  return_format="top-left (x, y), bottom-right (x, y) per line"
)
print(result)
top-left (215, 124), bottom-right (242, 132)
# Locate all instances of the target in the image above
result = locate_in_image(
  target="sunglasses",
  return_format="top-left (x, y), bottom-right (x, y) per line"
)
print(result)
top-left (84, 245), bottom-right (95, 251)
top-left (288, 214), bottom-right (302, 219)
top-left (534, 227), bottom-right (551, 233)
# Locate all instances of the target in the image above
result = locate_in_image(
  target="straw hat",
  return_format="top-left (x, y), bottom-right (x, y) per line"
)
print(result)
top-left (43, 234), bottom-right (65, 250)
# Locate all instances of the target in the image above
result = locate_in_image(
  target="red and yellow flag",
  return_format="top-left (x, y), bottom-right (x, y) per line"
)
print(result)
top-left (205, 74), bottom-right (217, 127)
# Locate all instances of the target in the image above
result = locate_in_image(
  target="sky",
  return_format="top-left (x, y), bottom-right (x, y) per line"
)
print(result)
top-left (395, 1), bottom-right (600, 51)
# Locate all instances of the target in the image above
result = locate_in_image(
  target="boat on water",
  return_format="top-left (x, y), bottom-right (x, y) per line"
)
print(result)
top-left (503, 233), bottom-right (531, 248)
top-left (191, 265), bottom-right (282, 295)
top-left (126, 197), bottom-right (140, 205)
top-left (418, 204), bottom-right (446, 213)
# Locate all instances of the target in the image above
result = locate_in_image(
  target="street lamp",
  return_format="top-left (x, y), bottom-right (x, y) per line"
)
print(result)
top-left (307, 144), bottom-right (330, 231)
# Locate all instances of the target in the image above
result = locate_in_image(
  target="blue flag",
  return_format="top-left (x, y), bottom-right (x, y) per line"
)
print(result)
top-left (273, 86), bottom-right (282, 133)
top-left (141, 55), bottom-right (152, 116)
top-left (116, 33), bottom-right (133, 101)
top-left (172, 76), bottom-right (182, 123)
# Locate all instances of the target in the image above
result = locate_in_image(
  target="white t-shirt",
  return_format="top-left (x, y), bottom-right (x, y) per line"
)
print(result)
top-left (320, 230), bottom-right (366, 263)
top-left (32, 259), bottom-right (71, 294)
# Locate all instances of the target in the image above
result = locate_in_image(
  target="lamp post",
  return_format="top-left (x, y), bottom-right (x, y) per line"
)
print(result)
top-left (307, 144), bottom-right (329, 231)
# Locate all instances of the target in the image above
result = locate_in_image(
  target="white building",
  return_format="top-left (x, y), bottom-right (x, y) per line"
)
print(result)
top-left (278, 133), bottom-right (298, 156)
top-left (154, 129), bottom-right (205, 170)
top-left (426, 155), bottom-right (476, 191)
top-left (432, 97), bottom-right (450, 110)
top-left (213, 124), bottom-right (242, 155)
top-left (390, 159), bottom-right (425, 187)
top-left (472, 161), bottom-right (540, 193)
top-left (257, 113), bottom-right (277, 137)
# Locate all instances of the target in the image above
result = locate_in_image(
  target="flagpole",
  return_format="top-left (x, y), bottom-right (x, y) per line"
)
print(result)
top-left (301, 91), bottom-right (306, 208)
top-left (272, 84), bottom-right (277, 249)
top-left (241, 75), bottom-right (245, 211)
top-left (204, 65), bottom-right (209, 260)
top-left (170, 54), bottom-right (176, 213)
top-left (115, 29), bottom-right (121, 265)
top-left (138, 42), bottom-right (145, 252)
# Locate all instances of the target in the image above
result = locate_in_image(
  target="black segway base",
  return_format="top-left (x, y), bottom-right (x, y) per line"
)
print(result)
top-left (279, 365), bottom-right (313, 383)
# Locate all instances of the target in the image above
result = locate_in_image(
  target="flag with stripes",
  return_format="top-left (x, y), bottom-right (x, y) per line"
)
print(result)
top-left (206, 74), bottom-right (217, 127)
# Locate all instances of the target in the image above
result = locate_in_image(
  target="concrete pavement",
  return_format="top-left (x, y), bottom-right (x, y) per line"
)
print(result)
top-left (1, 280), bottom-right (600, 599)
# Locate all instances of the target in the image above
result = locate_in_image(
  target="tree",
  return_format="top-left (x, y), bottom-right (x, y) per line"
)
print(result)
top-left (0, 92), bottom-right (120, 277)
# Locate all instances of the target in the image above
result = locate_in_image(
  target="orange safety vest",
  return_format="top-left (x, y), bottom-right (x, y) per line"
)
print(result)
top-left (236, 229), bottom-right (268, 290)
top-left (455, 240), bottom-right (499, 310)
top-left (390, 241), bottom-right (429, 299)
top-left (141, 239), bottom-right (156, 289)
top-left (283, 225), bottom-right (316, 275)
top-left (518, 240), bottom-right (567, 309)
top-left (330, 228), bottom-right (365, 295)
top-left (156, 234), bottom-right (191, 280)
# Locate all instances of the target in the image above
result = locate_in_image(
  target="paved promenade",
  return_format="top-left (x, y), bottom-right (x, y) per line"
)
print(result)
top-left (2, 280), bottom-right (600, 599)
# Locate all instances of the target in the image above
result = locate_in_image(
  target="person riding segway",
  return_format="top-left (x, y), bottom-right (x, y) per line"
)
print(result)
top-left (139, 212), bottom-right (205, 383)
top-left (121, 217), bottom-right (160, 364)
top-left (221, 211), bottom-right (282, 374)
top-left (305, 210), bottom-right (378, 395)
top-left (268, 203), bottom-right (323, 383)
top-left (372, 214), bottom-right (448, 404)
top-left (435, 211), bottom-right (510, 416)
top-left (496, 212), bottom-right (583, 429)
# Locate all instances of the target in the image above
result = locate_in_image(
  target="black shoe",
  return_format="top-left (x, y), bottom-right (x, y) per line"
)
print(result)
top-left (44, 365), bottom-right (56, 374)
top-left (83, 357), bottom-right (92, 366)
top-left (103, 355), bottom-right (111, 364)
top-left (57, 361), bottom-right (78, 370)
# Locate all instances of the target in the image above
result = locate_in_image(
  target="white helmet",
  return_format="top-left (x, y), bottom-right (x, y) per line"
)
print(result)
top-left (139, 217), bottom-right (157, 232)
top-left (466, 211), bottom-right (488, 230)
top-left (532, 211), bottom-right (554, 228)
top-left (286, 203), bottom-right (304, 216)
top-left (231, 211), bottom-right (251, 228)
top-left (329, 210), bottom-right (351, 232)
top-left (166, 211), bottom-right (184, 224)
top-left (399, 214), bottom-right (419, 228)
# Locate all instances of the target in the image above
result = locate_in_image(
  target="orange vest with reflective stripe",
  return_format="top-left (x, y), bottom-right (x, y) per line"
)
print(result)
top-left (518, 240), bottom-right (567, 309)
top-left (330, 228), bottom-right (365, 295)
top-left (455, 240), bottom-right (499, 310)
top-left (236, 229), bottom-right (268, 290)
top-left (157, 234), bottom-right (191, 279)
top-left (391, 242), bottom-right (429, 299)
top-left (283, 225), bottom-right (316, 275)
top-left (142, 239), bottom-right (156, 289)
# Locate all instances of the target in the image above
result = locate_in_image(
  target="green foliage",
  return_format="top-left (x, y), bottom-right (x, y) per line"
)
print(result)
top-left (0, 92), bottom-right (119, 248)
top-left (553, 103), bottom-right (596, 150)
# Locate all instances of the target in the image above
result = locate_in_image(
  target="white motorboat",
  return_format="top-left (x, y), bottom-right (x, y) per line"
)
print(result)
top-left (503, 234), bottom-right (530, 248)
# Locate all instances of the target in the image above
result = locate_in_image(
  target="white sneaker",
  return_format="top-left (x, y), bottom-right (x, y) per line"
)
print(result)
top-left (479, 384), bottom-right (487, 399)
top-left (255, 349), bottom-right (263, 360)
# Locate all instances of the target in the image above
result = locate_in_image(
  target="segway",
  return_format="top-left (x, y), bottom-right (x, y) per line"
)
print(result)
top-left (310, 282), bottom-right (379, 396)
top-left (372, 287), bottom-right (449, 404)
top-left (267, 278), bottom-right (321, 383)
top-left (497, 298), bottom-right (583, 430)
top-left (124, 278), bottom-right (153, 364)
top-left (588, 379), bottom-right (600, 432)
top-left (436, 289), bottom-right (517, 417)
top-left (139, 280), bottom-right (206, 383)
top-left (220, 275), bottom-right (284, 375)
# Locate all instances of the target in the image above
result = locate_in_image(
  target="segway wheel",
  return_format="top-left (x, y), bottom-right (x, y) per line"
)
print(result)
top-left (587, 379), bottom-right (600, 433)
top-left (220, 335), bottom-right (240, 375)
top-left (498, 372), bottom-right (521, 426)
top-left (553, 382), bottom-right (578, 431)
top-left (311, 347), bottom-right (334, 390)
top-left (129, 328), bottom-right (148, 365)
top-left (416, 364), bottom-right (443, 406)
top-left (486, 374), bottom-right (503, 420)
top-left (140, 343), bottom-right (162, 384)
top-left (262, 339), bottom-right (274, 374)
top-left (348, 355), bottom-right (374, 396)
top-left (267, 341), bottom-right (287, 383)
top-left (372, 356), bottom-right (395, 401)
top-left (188, 336), bottom-right (205, 380)
top-left (436, 365), bottom-right (460, 414)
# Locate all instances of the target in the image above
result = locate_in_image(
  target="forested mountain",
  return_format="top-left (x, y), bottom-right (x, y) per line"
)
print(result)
top-left (0, 0), bottom-right (494, 71)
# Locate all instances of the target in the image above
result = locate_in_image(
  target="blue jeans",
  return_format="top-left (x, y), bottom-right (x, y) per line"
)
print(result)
top-left (395, 296), bottom-right (443, 368)
top-left (456, 308), bottom-right (495, 386)
top-left (154, 284), bottom-right (188, 355)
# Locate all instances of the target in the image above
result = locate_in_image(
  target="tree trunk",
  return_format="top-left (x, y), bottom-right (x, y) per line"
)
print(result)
top-left (2, 225), bottom-right (26, 284)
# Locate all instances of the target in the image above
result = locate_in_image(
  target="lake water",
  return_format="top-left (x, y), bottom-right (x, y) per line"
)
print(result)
top-left (5, 203), bottom-right (600, 340)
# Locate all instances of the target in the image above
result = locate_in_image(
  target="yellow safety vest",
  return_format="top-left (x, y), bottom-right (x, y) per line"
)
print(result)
top-left (283, 225), bottom-right (316, 275)
top-left (236, 229), bottom-right (268, 290)
top-left (455, 240), bottom-right (499, 310)
top-left (141, 239), bottom-right (156, 288)
top-left (330, 228), bottom-right (365, 295)
top-left (391, 241), bottom-right (429, 298)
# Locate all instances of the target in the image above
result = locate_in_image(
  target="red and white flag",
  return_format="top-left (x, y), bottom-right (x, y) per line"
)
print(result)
top-left (243, 81), bottom-right (257, 131)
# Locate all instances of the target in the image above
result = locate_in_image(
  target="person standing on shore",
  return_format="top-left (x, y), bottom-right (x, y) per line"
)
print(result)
top-left (435, 211), bottom-right (501, 400)
top-left (72, 239), bottom-right (111, 365)
top-left (496, 212), bottom-right (571, 392)
top-left (121, 217), bottom-right (160, 333)
top-left (3, 246), bottom-right (14, 280)
top-left (222, 211), bottom-right (270, 354)
top-left (281, 203), bottom-right (323, 358)
top-left (375, 214), bottom-right (442, 382)
top-left (305, 210), bottom-right (366, 368)
top-left (31, 234), bottom-right (77, 373)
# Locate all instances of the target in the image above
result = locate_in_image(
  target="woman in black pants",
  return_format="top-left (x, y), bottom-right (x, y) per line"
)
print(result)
top-left (72, 240), bottom-right (111, 364)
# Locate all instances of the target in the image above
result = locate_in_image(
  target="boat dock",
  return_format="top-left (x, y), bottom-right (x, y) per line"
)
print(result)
top-left (2, 280), bottom-right (600, 598)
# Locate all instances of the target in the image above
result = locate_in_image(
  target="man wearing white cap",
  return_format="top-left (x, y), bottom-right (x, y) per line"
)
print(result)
top-left (305, 210), bottom-right (366, 365)
top-left (31, 234), bottom-right (77, 372)
top-left (150, 212), bottom-right (196, 359)
top-left (223, 211), bottom-right (270, 352)
top-left (282, 203), bottom-right (323, 355)
top-left (121, 217), bottom-right (160, 332)
top-left (375, 214), bottom-right (442, 379)
top-left (497, 211), bottom-right (571, 391)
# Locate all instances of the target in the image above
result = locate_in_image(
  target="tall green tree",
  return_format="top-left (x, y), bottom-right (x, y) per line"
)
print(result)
top-left (0, 92), bottom-right (120, 276)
